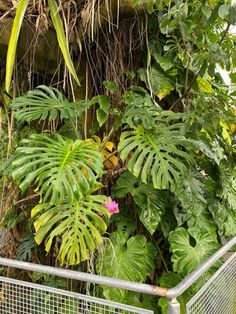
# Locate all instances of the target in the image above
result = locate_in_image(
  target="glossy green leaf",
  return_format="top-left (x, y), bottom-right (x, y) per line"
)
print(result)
top-left (208, 199), bottom-right (236, 238)
top-left (153, 53), bottom-right (173, 71)
top-left (218, 4), bottom-right (230, 19)
top-left (96, 231), bottom-right (153, 301)
top-left (173, 170), bottom-right (207, 215)
top-left (103, 80), bottom-right (118, 94)
top-left (169, 227), bottom-right (220, 277)
top-left (122, 87), bottom-right (161, 129)
top-left (138, 67), bottom-right (174, 100)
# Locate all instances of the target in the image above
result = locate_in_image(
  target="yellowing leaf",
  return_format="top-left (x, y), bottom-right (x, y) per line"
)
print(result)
top-left (5, 0), bottom-right (30, 95)
top-left (106, 141), bottom-right (114, 152)
top-left (220, 120), bottom-right (232, 145)
top-left (48, 0), bottom-right (80, 86)
top-left (197, 77), bottom-right (214, 94)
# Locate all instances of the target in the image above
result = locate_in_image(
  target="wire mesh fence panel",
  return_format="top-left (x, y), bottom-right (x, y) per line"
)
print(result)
top-left (186, 252), bottom-right (236, 314)
top-left (0, 277), bottom-right (153, 314)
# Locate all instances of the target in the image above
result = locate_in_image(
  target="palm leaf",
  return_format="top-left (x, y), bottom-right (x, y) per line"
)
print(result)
top-left (12, 134), bottom-right (103, 204)
top-left (118, 125), bottom-right (194, 190)
top-left (11, 85), bottom-right (88, 123)
top-left (31, 195), bottom-right (110, 265)
top-left (48, 0), bottom-right (80, 86)
top-left (5, 0), bottom-right (30, 94)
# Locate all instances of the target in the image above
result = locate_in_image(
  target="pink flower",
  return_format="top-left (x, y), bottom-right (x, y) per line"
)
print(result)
top-left (102, 197), bottom-right (119, 215)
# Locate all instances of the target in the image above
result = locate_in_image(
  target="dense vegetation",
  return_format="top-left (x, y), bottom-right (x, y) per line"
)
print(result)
top-left (0, 0), bottom-right (236, 312)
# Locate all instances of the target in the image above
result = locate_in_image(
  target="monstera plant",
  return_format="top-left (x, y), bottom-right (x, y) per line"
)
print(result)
top-left (9, 86), bottom-right (112, 265)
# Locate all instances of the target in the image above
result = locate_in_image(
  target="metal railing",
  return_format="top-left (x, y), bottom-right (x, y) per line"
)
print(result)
top-left (0, 236), bottom-right (235, 313)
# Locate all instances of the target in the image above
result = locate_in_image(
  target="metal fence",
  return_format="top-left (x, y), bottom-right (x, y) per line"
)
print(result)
top-left (0, 277), bottom-right (153, 314)
top-left (186, 252), bottom-right (236, 314)
top-left (0, 236), bottom-right (235, 314)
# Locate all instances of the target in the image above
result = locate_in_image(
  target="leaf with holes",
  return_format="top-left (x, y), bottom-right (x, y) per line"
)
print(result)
top-left (12, 134), bottom-right (103, 204)
top-left (118, 125), bottom-right (194, 190)
top-left (11, 85), bottom-right (88, 123)
top-left (31, 195), bottom-right (110, 265)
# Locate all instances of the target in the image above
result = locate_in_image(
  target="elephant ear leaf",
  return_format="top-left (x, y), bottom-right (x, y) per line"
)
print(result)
top-left (169, 227), bottom-right (220, 279)
top-left (96, 232), bottom-right (151, 302)
top-left (31, 195), bottom-right (110, 265)
top-left (12, 134), bottom-right (103, 204)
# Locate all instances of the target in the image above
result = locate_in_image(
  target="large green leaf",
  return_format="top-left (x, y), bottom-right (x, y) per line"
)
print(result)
top-left (174, 170), bottom-right (207, 215)
top-left (118, 125), bottom-right (194, 190)
top-left (48, 0), bottom-right (80, 86)
top-left (138, 67), bottom-right (174, 100)
top-left (208, 199), bottom-right (236, 238)
top-left (169, 227), bottom-right (220, 277)
top-left (11, 85), bottom-right (88, 123)
top-left (220, 171), bottom-right (236, 210)
top-left (134, 185), bottom-right (166, 235)
top-left (31, 195), bottom-right (110, 265)
top-left (96, 232), bottom-right (153, 301)
top-left (12, 134), bottom-right (103, 204)
top-left (5, 0), bottom-right (30, 94)
top-left (121, 87), bottom-right (161, 129)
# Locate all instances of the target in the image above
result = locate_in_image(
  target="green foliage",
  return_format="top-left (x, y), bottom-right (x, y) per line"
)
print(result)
top-left (113, 171), bottom-right (166, 234)
top-left (32, 195), bottom-right (110, 265)
top-left (48, 0), bottom-right (80, 85)
top-left (220, 171), bottom-right (236, 210)
top-left (96, 230), bottom-right (156, 301)
top-left (158, 272), bottom-right (191, 313)
top-left (121, 87), bottom-right (161, 129)
top-left (138, 67), bottom-right (174, 100)
top-left (12, 134), bottom-right (103, 204)
top-left (90, 95), bottom-right (111, 127)
top-left (208, 200), bottom-right (236, 238)
top-left (5, 0), bottom-right (80, 97)
top-left (118, 123), bottom-right (194, 190)
top-left (173, 170), bottom-right (207, 215)
top-left (5, 0), bottom-right (30, 95)
top-left (11, 85), bottom-right (87, 123)
top-left (16, 233), bottom-right (36, 262)
top-left (169, 227), bottom-right (220, 277)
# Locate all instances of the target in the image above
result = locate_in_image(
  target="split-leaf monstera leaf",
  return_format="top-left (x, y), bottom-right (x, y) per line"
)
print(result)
top-left (11, 85), bottom-right (88, 123)
top-left (12, 134), bottom-right (103, 204)
top-left (32, 195), bottom-right (110, 265)
top-left (118, 124), bottom-right (194, 190)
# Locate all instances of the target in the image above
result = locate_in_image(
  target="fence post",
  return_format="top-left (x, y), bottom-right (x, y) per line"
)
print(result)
top-left (168, 298), bottom-right (181, 314)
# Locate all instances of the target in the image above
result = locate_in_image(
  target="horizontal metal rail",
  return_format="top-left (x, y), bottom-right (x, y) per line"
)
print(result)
top-left (167, 236), bottom-right (236, 298)
top-left (0, 236), bottom-right (235, 299)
